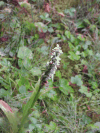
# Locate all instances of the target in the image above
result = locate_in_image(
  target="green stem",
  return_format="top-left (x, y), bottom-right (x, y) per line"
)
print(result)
top-left (18, 79), bottom-right (41, 132)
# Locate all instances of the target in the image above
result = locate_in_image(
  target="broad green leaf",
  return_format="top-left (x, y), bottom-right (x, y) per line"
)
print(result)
top-left (44, 13), bottom-right (49, 18)
top-left (23, 59), bottom-right (32, 70)
top-left (93, 122), bottom-right (100, 132)
top-left (42, 25), bottom-right (48, 33)
top-left (40, 13), bottom-right (49, 20)
top-left (0, 58), bottom-right (11, 67)
top-left (30, 117), bottom-right (37, 124)
top-left (46, 18), bottom-right (51, 22)
top-left (59, 79), bottom-right (74, 95)
top-left (17, 77), bottom-right (30, 90)
top-left (0, 1), bottom-right (4, 6)
top-left (48, 27), bottom-right (54, 33)
top-left (17, 46), bottom-right (33, 59)
top-left (35, 22), bottom-right (45, 28)
top-left (30, 68), bottom-right (41, 76)
top-left (49, 121), bottom-right (57, 130)
top-left (82, 115), bottom-right (92, 124)
top-left (79, 86), bottom-right (92, 97)
top-left (71, 75), bottom-right (83, 86)
top-left (35, 22), bottom-right (48, 32)
top-left (41, 46), bottom-right (48, 55)
top-left (19, 85), bottom-right (26, 94)
top-left (18, 59), bottom-right (24, 68)
top-left (0, 89), bottom-right (8, 98)
top-left (47, 90), bottom-right (57, 101)
top-left (68, 51), bottom-right (80, 61)
top-left (82, 41), bottom-right (91, 50)
top-left (29, 124), bottom-right (35, 130)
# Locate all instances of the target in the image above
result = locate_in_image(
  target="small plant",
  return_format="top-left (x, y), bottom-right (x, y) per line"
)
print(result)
top-left (18, 44), bottom-right (63, 132)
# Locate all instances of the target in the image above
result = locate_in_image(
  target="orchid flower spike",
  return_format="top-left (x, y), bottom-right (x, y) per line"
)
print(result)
top-left (41, 44), bottom-right (63, 85)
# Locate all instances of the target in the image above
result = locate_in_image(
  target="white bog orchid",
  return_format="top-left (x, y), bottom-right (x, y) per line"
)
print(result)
top-left (41, 44), bottom-right (63, 83)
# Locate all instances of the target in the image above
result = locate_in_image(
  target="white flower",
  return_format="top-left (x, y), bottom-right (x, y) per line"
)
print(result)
top-left (43, 44), bottom-right (63, 82)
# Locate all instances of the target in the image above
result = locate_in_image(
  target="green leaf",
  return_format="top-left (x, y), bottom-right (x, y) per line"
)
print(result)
top-left (42, 25), bottom-right (48, 33)
top-left (89, 24), bottom-right (96, 31)
top-left (56, 70), bottom-right (61, 78)
top-left (30, 68), bottom-right (41, 76)
top-left (18, 79), bottom-right (40, 132)
top-left (29, 124), bottom-right (35, 130)
top-left (68, 42), bottom-right (75, 50)
top-left (50, 23), bottom-right (61, 29)
top-left (18, 59), bottom-right (23, 68)
top-left (47, 90), bottom-right (57, 101)
top-left (46, 18), bottom-right (51, 22)
top-left (30, 117), bottom-right (37, 124)
top-left (71, 75), bottom-right (83, 86)
top-left (82, 115), bottom-right (92, 124)
top-left (51, 37), bottom-right (60, 45)
top-left (65, 30), bottom-right (71, 39)
top-left (63, 62), bottom-right (69, 70)
top-left (75, 21), bottom-right (85, 29)
top-left (79, 86), bottom-right (92, 97)
top-left (83, 19), bottom-right (91, 25)
top-left (49, 121), bottom-right (57, 130)
top-left (0, 58), bottom-right (11, 67)
top-left (23, 59), bottom-right (32, 70)
top-left (41, 46), bottom-right (48, 55)
top-left (40, 13), bottom-right (49, 20)
top-left (0, 1), bottom-right (4, 6)
top-left (92, 122), bottom-right (100, 132)
top-left (0, 89), bottom-right (8, 98)
top-left (82, 40), bottom-right (91, 49)
top-left (70, 7), bottom-right (76, 12)
top-left (19, 85), bottom-right (26, 94)
top-left (70, 35), bottom-right (75, 43)
top-left (64, 8), bottom-right (75, 17)
top-left (48, 27), bottom-right (54, 33)
top-left (59, 79), bottom-right (74, 95)
top-left (68, 51), bottom-right (80, 61)
top-left (17, 76), bottom-right (30, 90)
top-left (35, 22), bottom-right (48, 33)
top-left (17, 46), bottom-right (33, 60)
top-left (77, 34), bottom-right (85, 41)
top-left (0, 14), bottom-right (5, 19)
top-left (61, 35), bottom-right (66, 41)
